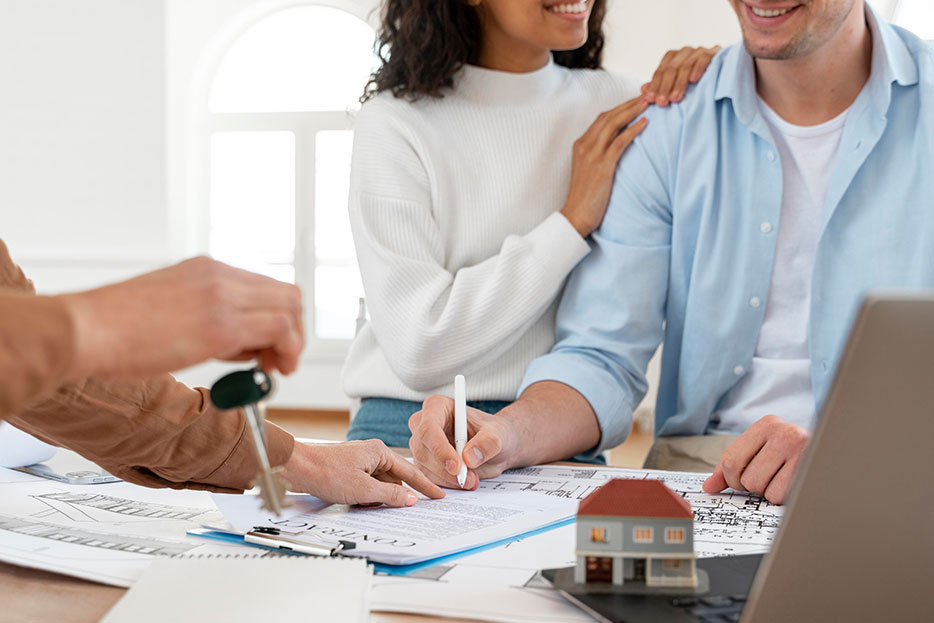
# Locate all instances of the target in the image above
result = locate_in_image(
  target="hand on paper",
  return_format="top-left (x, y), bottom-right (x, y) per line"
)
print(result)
top-left (60, 257), bottom-right (305, 381)
top-left (282, 440), bottom-right (445, 507)
top-left (641, 45), bottom-right (722, 107)
top-left (703, 414), bottom-right (810, 505)
top-left (408, 395), bottom-right (519, 490)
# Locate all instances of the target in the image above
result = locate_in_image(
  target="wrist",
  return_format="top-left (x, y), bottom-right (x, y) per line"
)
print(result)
top-left (58, 291), bottom-right (101, 382)
top-left (281, 441), bottom-right (314, 488)
top-left (495, 406), bottom-right (533, 469)
top-left (559, 205), bottom-right (594, 238)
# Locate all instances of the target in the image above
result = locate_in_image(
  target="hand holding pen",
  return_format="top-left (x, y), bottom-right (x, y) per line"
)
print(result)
top-left (408, 375), bottom-right (521, 490)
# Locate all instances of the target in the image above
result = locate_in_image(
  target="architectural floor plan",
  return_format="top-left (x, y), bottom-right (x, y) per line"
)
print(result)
top-left (371, 464), bottom-right (784, 622)
top-left (479, 465), bottom-right (783, 557)
top-left (0, 467), bottom-right (272, 586)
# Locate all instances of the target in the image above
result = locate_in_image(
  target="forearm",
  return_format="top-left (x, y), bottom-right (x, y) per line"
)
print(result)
top-left (358, 209), bottom-right (589, 390)
top-left (501, 381), bottom-right (602, 468)
top-left (8, 375), bottom-right (294, 492)
top-left (0, 294), bottom-right (77, 420)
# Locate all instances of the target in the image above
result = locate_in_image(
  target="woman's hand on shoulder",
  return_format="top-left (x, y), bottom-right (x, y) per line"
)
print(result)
top-left (561, 97), bottom-right (649, 238)
top-left (641, 45), bottom-right (722, 107)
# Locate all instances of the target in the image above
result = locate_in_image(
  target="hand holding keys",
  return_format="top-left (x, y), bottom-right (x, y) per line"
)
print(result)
top-left (210, 367), bottom-right (289, 516)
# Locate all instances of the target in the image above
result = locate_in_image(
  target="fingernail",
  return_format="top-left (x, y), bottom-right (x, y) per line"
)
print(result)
top-left (406, 492), bottom-right (417, 506)
top-left (444, 459), bottom-right (458, 475)
top-left (471, 448), bottom-right (484, 465)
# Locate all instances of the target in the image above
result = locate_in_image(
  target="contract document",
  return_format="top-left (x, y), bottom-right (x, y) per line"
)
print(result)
top-left (212, 475), bottom-right (578, 566)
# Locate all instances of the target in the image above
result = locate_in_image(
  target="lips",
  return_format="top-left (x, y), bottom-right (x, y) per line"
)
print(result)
top-left (545, 1), bottom-right (588, 14)
top-left (743, 2), bottom-right (801, 26)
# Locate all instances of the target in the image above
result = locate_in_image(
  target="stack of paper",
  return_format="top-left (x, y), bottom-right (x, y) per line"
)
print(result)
top-left (103, 556), bottom-right (371, 623)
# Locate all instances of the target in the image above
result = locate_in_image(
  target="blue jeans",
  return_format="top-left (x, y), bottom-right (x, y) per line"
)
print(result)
top-left (347, 397), bottom-right (606, 465)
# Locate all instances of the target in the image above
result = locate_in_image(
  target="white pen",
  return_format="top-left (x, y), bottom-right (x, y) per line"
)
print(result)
top-left (454, 374), bottom-right (468, 488)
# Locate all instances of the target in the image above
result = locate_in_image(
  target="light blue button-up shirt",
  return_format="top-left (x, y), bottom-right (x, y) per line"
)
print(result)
top-left (520, 7), bottom-right (934, 455)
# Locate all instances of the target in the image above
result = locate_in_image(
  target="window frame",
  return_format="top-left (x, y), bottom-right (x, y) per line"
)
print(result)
top-left (664, 526), bottom-right (685, 544)
top-left (633, 527), bottom-right (654, 544)
top-left (192, 0), bottom-right (379, 363)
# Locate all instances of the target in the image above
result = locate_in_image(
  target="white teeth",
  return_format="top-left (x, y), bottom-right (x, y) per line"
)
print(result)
top-left (548, 2), bottom-right (587, 14)
top-left (751, 5), bottom-right (793, 17)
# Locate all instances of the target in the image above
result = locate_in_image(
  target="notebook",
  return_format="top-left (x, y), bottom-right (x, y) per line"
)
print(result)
top-left (102, 556), bottom-right (371, 623)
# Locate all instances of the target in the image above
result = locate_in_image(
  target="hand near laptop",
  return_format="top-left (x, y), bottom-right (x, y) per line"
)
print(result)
top-left (282, 440), bottom-right (445, 507)
top-left (703, 415), bottom-right (810, 505)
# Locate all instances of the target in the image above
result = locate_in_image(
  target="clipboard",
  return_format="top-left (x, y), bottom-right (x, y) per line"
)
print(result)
top-left (188, 516), bottom-right (575, 576)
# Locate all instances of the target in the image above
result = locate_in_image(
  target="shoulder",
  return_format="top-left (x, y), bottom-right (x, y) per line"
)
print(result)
top-left (560, 66), bottom-right (642, 103)
top-left (355, 92), bottom-right (424, 133)
top-left (633, 46), bottom-right (730, 142)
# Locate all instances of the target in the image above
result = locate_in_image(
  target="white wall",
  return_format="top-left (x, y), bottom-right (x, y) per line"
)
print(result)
top-left (0, 0), bottom-right (170, 292)
top-left (604, 0), bottom-right (740, 80)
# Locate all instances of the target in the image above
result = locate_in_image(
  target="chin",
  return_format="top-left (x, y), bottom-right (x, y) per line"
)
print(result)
top-left (550, 32), bottom-right (589, 52)
top-left (742, 34), bottom-right (806, 60)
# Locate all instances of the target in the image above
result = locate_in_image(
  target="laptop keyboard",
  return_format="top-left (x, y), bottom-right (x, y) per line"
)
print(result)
top-left (670, 594), bottom-right (747, 622)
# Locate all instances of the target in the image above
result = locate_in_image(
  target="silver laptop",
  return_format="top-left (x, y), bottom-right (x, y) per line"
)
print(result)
top-left (547, 293), bottom-right (934, 622)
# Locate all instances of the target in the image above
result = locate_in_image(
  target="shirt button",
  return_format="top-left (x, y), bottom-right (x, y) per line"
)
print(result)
top-left (749, 297), bottom-right (762, 308)
top-left (854, 140), bottom-right (862, 151)
top-left (760, 222), bottom-right (773, 234)
top-left (734, 365), bottom-right (745, 376)
top-left (767, 151), bottom-right (776, 162)
top-left (821, 360), bottom-right (829, 372)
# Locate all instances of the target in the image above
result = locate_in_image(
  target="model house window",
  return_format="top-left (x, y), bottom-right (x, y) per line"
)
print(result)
top-left (590, 528), bottom-right (609, 544)
top-left (664, 559), bottom-right (682, 569)
top-left (206, 4), bottom-right (376, 347)
top-left (665, 527), bottom-right (685, 544)
top-left (633, 527), bottom-right (654, 543)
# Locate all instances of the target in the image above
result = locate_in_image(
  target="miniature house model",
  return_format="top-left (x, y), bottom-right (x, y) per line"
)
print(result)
top-left (574, 479), bottom-right (696, 588)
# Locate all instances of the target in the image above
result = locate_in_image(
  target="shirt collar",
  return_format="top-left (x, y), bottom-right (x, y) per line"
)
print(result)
top-left (714, 2), bottom-right (919, 125)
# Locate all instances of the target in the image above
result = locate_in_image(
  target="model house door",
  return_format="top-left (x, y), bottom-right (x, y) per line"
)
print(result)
top-left (585, 556), bottom-right (613, 583)
top-left (634, 558), bottom-right (646, 582)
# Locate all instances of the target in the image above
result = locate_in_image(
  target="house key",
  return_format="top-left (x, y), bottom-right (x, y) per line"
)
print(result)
top-left (210, 367), bottom-right (289, 516)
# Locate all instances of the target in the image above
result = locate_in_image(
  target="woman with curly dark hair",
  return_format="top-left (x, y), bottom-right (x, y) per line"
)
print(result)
top-left (342, 0), bottom-right (718, 467)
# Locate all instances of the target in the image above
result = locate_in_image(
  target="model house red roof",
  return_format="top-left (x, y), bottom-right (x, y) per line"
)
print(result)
top-left (578, 479), bottom-right (693, 519)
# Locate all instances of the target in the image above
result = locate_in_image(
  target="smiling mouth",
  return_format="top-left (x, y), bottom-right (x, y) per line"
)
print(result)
top-left (749, 5), bottom-right (798, 18)
top-left (547, 1), bottom-right (588, 14)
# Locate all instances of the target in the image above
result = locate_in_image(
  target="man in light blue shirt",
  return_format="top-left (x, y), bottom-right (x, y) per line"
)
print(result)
top-left (409, 0), bottom-right (934, 504)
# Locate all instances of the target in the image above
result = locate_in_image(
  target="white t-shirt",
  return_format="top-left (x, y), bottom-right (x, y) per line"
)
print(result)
top-left (712, 98), bottom-right (849, 434)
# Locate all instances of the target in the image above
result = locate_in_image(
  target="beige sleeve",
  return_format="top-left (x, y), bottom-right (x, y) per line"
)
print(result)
top-left (7, 376), bottom-right (294, 493)
top-left (0, 237), bottom-right (78, 419)
top-left (0, 237), bottom-right (295, 493)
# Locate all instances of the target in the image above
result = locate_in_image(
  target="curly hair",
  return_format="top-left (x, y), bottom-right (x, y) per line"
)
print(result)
top-left (361, 0), bottom-right (607, 103)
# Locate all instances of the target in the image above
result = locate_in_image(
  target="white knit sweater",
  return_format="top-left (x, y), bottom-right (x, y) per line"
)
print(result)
top-left (342, 60), bottom-right (640, 402)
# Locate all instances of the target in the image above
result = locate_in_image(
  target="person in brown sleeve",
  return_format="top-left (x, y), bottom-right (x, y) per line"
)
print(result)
top-left (0, 238), bottom-right (443, 506)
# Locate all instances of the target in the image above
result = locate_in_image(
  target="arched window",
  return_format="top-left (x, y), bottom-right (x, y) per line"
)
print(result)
top-left (205, 4), bottom-right (376, 350)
